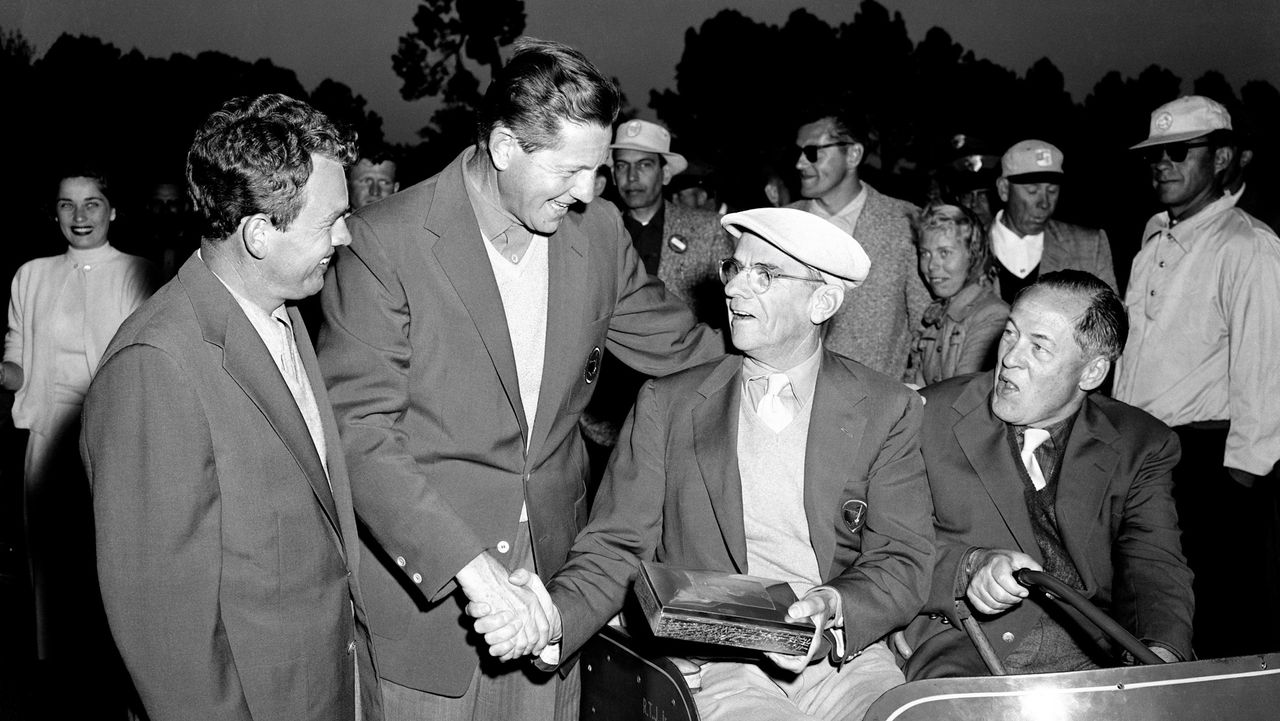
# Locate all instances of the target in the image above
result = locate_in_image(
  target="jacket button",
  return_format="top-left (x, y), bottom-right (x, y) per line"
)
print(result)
top-left (940, 617), bottom-right (951, 625)
top-left (497, 541), bottom-right (511, 554)
top-left (1002, 632), bottom-right (1015, 643)
top-left (928, 613), bottom-right (938, 620)
top-left (412, 573), bottom-right (422, 584)
top-left (396, 556), bottom-right (406, 567)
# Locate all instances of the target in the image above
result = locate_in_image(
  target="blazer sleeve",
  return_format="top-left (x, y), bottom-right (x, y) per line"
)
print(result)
top-left (548, 379), bottom-right (669, 657)
top-left (83, 345), bottom-right (254, 721)
top-left (317, 214), bottom-right (486, 600)
top-left (601, 209), bottom-right (728, 372)
top-left (825, 391), bottom-right (936, 653)
top-left (1112, 424), bottom-right (1194, 659)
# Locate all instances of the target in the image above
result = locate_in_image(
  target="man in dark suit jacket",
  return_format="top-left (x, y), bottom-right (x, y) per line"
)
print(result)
top-left (989, 140), bottom-right (1117, 302)
top-left (901, 270), bottom-right (1192, 680)
top-left (81, 95), bottom-right (381, 720)
top-left (316, 39), bottom-right (725, 719)
top-left (481, 208), bottom-right (935, 721)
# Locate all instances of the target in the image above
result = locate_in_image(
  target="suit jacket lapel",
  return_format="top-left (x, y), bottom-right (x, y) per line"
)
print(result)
top-left (952, 375), bottom-right (1042, 561)
top-left (179, 258), bottom-right (343, 545)
top-left (1041, 222), bottom-right (1065, 273)
top-left (528, 220), bottom-right (588, 461)
top-left (292, 306), bottom-right (354, 555)
top-left (1054, 397), bottom-right (1118, 591)
top-left (693, 357), bottom-right (748, 571)
top-left (426, 155), bottom-right (528, 443)
top-left (804, 352), bottom-right (867, 570)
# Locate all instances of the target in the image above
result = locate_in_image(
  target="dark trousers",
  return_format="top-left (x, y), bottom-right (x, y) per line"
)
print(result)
top-left (1171, 423), bottom-right (1280, 658)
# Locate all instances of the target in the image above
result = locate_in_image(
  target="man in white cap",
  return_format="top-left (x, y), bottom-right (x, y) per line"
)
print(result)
top-left (609, 118), bottom-right (732, 319)
top-left (790, 104), bottom-right (930, 381)
top-left (1115, 95), bottom-right (1280, 658)
top-left (477, 208), bottom-right (935, 721)
top-left (989, 140), bottom-right (1116, 303)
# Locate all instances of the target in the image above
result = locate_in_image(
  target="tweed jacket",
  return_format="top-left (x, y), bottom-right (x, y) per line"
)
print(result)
top-left (991, 218), bottom-right (1117, 297)
top-left (655, 201), bottom-right (734, 327)
top-left (794, 184), bottom-right (930, 379)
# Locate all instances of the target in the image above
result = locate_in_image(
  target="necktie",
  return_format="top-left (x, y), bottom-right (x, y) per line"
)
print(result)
top-left (756, 373), bottom-right (796, 432)
top-left (1021, 427), bottom-right (1051, 491)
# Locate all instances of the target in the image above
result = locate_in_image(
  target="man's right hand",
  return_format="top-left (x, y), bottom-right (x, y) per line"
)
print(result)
top-left (965, 549), bottom-right (1042, 615)
top-left (458, 552), bottom-right (554, 660)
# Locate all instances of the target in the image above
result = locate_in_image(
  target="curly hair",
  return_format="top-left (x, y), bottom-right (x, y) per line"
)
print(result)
top-left (186, 93), bottom-right (357, 240)
top-left (915, 202), bottom-right (991, 287)
top-left (476, 37), bottom-right (619, 152)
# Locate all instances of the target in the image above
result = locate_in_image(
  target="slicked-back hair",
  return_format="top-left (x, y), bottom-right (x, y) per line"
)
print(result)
top-left (1020, 270), bottom-right (1128, 362)
top-left (916, 202), bottom-right (990, 286)
top-left (186, 93), bottom-right (357, 240)
top-left (476, 37), bottom-right (619, 153)
top-left (796, 101), bottom-right (871, 146)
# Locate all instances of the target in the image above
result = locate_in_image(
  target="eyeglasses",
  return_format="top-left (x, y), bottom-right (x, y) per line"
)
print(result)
top-left (719, 258), bottom-right (825, 293)
top-left (1138, 141), bottom-right (1211, 165)
top-left (796, 142), bottom-right (852, 163)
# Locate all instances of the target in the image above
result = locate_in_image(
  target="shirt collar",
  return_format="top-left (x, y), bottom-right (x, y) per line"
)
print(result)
top-left (1148, 191), bottom-right (1237, 251)
top-left (461, 145), bottom-right (524, 243)
top-left (197, 248), bottom-right (288, 339)
top-left (992, 210), bottom-right (1045, 243)
top-left (740, 344), bottom-right (824, 408)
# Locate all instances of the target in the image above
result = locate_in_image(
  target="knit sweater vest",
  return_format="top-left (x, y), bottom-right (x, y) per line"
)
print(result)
top-left (737, 390), bottom-right (821, 593)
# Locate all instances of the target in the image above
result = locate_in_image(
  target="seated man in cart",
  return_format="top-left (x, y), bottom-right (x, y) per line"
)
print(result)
top-left (474, 208), bottom-right (936, 721)
top-left (900, 270), bottom-right (1193, 678)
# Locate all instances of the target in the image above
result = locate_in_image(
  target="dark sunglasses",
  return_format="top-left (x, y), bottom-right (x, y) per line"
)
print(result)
top-left (1139, 141), bottom-right (1211, 165)
top-left (796, 141), bottom-right (852, 163)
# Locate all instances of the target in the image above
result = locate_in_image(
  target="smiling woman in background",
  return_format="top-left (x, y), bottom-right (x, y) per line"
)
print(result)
top-left (3, 168), bottom-right (153, 664)
top-left (905, 202), bottom-right (1008, 388)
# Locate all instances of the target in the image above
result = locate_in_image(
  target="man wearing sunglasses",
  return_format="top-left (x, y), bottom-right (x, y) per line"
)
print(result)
top-left (507, 208), bottom-right (934, 721)
top-left (989, 140), bottom-right (1116, 303)
top-left (1115, 95), bottom-right (1280, 659)
top-left (790, 106), bottom-right (930, 383)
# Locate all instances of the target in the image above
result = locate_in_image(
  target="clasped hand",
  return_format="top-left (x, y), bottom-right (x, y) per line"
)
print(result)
top-left (458, 551), bottom-right (561, 663)
top-left (763, 587), bottom-right (841, 674)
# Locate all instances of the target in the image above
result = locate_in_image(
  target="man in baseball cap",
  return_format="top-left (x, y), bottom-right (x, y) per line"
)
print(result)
top-left (1115, 95), bottom-right (1280, 659)
top-left (544, 207), bottom-right (934, 721)
top-left (989, 139), bottom-right (1116, 302)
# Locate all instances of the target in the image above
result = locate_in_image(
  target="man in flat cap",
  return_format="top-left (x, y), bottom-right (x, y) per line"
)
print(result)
top-left (1115, 95), bottom-right (1280, 658)
top-left (989, 140), bottom-right (1116, 303)
top-left (477, 208), bottom-right (936, 721)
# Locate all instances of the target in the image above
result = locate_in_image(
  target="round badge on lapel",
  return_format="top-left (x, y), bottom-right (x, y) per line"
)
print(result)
top-left (584, 346), bottom-right (602, 384)
top-left (842, 499), bottom-right (868, 533)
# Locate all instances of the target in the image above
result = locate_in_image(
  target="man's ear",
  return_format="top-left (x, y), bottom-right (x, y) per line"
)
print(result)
top-left (996, 177), bottom-right (1011, 204)
top-left (1078, 356), bottom-right (1110, 392)
top-left (488, 126), bottom-right (520, 171)
top-left (1213, 145), bottom-right (1235, 176)
top-left (809, 283), bottom-right (845, 325)
top-left (661, 164), bottom-right (675, 186)
top-left (241, 214), bottom-right (272, 260)
top-left (845, 142), bottom-right (864, 170)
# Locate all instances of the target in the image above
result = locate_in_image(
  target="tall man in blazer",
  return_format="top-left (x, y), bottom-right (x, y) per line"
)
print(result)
top-left (316, 39), bottom-right (725, 719)
top-left (82, 94), bottom-right (382, 720)
top-left (485, 208), bottom-right (936, 721)
top-left (790, 106), bottom-right (930, 380)
top-left (901, 271), bottom-right (1192, 679)
top-left (989, 141), bottom-right (1117, 302)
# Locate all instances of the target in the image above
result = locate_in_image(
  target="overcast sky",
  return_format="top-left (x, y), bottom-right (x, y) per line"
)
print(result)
top-left (4, 0), bottom-right (1278, 143)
